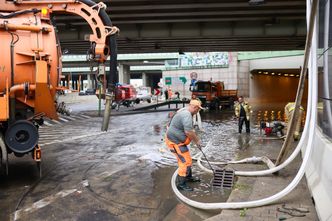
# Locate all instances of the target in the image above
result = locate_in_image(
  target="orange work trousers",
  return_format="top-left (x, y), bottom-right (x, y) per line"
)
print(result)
top-left (165, 137), bottom-right (192, 177)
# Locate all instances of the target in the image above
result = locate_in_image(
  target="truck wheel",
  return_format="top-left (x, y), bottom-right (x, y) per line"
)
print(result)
top-left (209, 102), bottom-right (216, 110)
top-left (215, 99), bottom-right (220, 110)
top-left (229, 98), bottom-right (235, 109)
top-left (111, 102), bottom-right (117, 109)
top-left (147, 99), bottom-right (151, 103)
top-left (135, 98), bottom-right (140, 104)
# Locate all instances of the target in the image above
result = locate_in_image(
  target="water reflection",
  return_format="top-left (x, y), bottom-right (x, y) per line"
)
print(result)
top-left (237, 134), bottom-right (250, 150)
top-left (153, 125), bottom-right (161, 135)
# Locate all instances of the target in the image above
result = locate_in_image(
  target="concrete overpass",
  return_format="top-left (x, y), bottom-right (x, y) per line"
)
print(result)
top-left (54, 0), bottom-right (306, 54)
top-left (61, 51), bottom-right (305, 92)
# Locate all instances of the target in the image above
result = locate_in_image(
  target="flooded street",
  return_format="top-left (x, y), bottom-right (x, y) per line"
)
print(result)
top-left (0, 102), bottom-right (285, 221)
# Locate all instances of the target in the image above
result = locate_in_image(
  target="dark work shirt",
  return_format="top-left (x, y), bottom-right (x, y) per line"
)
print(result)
top-left (240, 104), bottom-right (246, 117)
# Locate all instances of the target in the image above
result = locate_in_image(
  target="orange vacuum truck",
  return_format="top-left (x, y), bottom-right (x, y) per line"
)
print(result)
top-left (0, 0), bottom-right (118, 175)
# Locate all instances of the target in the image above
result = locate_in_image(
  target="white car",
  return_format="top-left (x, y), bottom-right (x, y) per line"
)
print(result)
top-left (136, 87), bottom-right (152, 103)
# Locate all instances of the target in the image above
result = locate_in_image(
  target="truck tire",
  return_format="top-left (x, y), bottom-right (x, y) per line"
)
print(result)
top-left (229, 97), bottom-right (235, 109)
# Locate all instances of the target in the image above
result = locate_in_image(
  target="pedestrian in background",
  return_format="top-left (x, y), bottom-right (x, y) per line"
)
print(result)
top-left (175, 91), bottom-right (180, 100)
top-left (168, 87), bottom-right (173, 100)
top-left (164, 88), bottom-right (168, 100)
top-left (234, 96), bottom-right (252, 134)
top-left (165, 99), bottom-right (203, 191)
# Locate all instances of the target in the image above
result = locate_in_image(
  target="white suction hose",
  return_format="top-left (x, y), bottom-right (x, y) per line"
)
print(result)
top-left (194, 9), bottom-right (315, 175)
top-left (194, 58), bottom-right (313, 176)
top-left (195, 83), bottom-right (311, 175)
top-left (171, 0), bottom-right (318, 208)
top-left (196, 55), bottom-right (313, 176)
top-left (171, 42), bottom-right (318, 209)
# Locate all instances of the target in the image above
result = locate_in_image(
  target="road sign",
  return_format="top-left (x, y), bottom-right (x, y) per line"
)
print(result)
top-left (165, 77), bottom-right (172, 85)
top-left (154, 88), bottom-right (160, 96)
top-left (179, 76), bottom-right (187, 84)
top-left (190, 72), bottom-right (198, 80)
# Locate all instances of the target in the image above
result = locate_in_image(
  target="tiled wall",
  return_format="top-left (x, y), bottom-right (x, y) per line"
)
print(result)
top-left (162, 52), bottom-right (249, 98)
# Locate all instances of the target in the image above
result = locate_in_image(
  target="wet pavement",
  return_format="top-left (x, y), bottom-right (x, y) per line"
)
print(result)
top-left (0, 96), bottom-right (317, 221)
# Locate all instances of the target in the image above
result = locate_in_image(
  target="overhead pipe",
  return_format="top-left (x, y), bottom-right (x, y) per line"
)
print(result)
top-left (275, 0), bottom-right (318, 165)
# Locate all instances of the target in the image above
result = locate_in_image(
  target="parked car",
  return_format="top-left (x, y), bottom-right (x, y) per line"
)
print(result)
top-left (85, 88), bottom-right (96, 95)
top-left (136, 87), bottom-right (152, 103)
top-left (78, 88), bottom-right (96, 96)
top-left (78, 91), bottom-right (87, 96)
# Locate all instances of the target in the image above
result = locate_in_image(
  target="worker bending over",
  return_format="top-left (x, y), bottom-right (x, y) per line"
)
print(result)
top-left (165, 99), bottom-right (203, 191)
top-left (284, 102), bottom-right (304, 141)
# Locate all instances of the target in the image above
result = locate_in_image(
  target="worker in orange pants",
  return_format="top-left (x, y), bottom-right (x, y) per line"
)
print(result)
top-left (166, 99), bottom-right (203, 191)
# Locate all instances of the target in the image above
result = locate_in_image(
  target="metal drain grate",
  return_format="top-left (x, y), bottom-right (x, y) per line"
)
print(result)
top-left (212, 169), bottom-right (235, 189)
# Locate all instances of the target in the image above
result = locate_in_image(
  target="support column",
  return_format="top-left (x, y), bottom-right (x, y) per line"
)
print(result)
top-left (118, 64), bottom-right (130, 84)
top-left (142, 72), bottom-right (148, 86)
top-left (87, 74), bottom-right (92, 89)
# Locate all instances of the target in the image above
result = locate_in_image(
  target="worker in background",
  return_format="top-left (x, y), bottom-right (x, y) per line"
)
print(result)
top-left (175, 91), bottom-right (180, 100)
top-left (168, 87), bottom-right (173, 100)
top-left (165, 99), bottom-right (203, 191)
top-left (234, 96), bottom-right (252, 134)
top-left (284, 102), bottom-right (304, 141)
top-left (164, 88), bottom-right (168, 101)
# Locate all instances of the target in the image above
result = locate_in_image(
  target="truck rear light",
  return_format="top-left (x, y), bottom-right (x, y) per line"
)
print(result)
top-left (34, 146), bottom-right (41, 161)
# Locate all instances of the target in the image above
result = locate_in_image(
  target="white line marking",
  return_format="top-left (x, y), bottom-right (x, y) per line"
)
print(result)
top-left (58, 117), bottom-right (69, 122)
top-left (43, 121), bottom-right (54, 126)
top-left (61, 116), bottom-right (76, 120)
top-left (51, 120), bottom-right (62, 124)
top-left (79, 114), bottom-right (91, 119)
top-left (71, 115), bottom-right (85, 120)
top-left (42, 131), bottom-right (107, 146)
top-left (13, 189), bottom-right (77, 221)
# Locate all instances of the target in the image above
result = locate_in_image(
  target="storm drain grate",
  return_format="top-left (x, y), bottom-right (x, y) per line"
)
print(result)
top-left (212, 169), bottom-right (235, 189)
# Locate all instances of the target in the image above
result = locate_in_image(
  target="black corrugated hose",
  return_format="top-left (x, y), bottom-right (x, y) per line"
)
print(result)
top-left (79, 0), bottom-right (118, 92)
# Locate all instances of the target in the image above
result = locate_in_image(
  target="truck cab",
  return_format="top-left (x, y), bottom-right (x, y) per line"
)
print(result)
top-left (191, 81), bottom-right (237, 109)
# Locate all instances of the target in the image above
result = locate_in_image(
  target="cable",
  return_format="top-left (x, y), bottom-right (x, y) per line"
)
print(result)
top-left (0, 8), bottom-right (40, 19)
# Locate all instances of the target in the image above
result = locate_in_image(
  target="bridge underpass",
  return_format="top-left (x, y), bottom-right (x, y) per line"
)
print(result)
top-left (56, 0), bottom-right (308, 105)
top-left (53, 0), bottom-right (306, 54)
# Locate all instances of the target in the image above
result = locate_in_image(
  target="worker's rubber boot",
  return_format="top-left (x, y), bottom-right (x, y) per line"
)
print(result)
top-left (186, 169), bottom-right (201, 182)
top-left (177, 176), bottom-right (193, 191)
top-left (186, 176), bottom-right (201, 182)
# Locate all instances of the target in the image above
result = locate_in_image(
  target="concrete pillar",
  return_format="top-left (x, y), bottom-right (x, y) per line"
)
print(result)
top-left (87, 74), bottom-right (92, 89)
top-left (142, 72), bottom-right (148, 86)
top-left (237, 60), bottom-right (250, 97)
top-left (118, 64), bottom-right (130, 84)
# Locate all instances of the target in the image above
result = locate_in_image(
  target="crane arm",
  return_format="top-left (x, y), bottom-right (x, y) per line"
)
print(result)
top-left (0, 0), bottom-right (118, 64)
